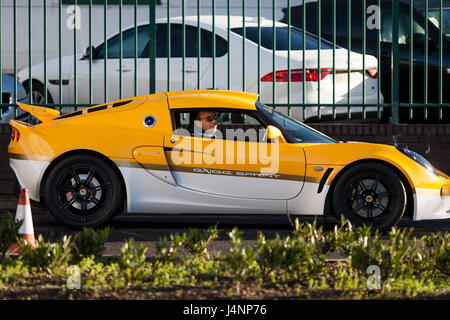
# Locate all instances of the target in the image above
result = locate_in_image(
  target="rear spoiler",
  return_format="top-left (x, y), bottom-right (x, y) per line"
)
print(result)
top-left (16, 102), bottom-right (61, 123)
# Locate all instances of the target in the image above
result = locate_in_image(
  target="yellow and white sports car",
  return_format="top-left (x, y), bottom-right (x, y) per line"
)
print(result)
top-left (8, 90), bottom-right (450, 230)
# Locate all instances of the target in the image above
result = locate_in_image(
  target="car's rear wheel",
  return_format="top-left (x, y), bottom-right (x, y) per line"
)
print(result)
top-left (332, 162), bottom-right (407, 231)
top-left (23, 80), bottom-right (54, 104)
top-left (45, 154), bottom-right (122, 229)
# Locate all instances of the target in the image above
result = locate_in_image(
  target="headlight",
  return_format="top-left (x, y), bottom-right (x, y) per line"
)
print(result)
top-left (396, 147), bottom-right (447, 179)
top-left (396, 147), bottom-right (433, 171)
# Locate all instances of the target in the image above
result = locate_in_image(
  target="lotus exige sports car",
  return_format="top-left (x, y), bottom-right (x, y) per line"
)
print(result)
top-left (8, 90), bottom-right (450, 230)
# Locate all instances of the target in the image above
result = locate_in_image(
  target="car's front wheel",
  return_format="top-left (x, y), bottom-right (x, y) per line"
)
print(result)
top-left (332, 162), bottom-right (407, 231)
top-left (45, 154), bottom-right (123, 229)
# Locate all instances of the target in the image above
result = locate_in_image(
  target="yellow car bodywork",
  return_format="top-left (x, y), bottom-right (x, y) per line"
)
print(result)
top-left (8, 90), bottom-right (450, 227)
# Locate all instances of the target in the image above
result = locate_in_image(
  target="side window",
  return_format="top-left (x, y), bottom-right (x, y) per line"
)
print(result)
top-left (305, 3), bottom-right (318, 34)
top-left (232, 27), bottom-right (331, 50)
top-left (380, 8), bottom-right (393, 43)
top-left (95, 25), bottom-right (150, 59)
top-left (290, 3), bottom-right (320, 35)
top-left (318, 5), bottom-right (332, 37)
top-left (350, 6), bottom-right (364, 41)
top-left (320, 4), bottom-right (378, 43)
top-left (155, 24), bottom-right (227, 58)
top-left (428, 9), bottom-right (450, 37)
top-left (380, 9), bottom-right (426, 44)
top-left (336, 6), bottom-right (350, 39)
top-left (298, 3), bottom-right (365, 46)
top-left (173, 110), bottom-right (266, 142)
top-left (202, 28), bottom-right (228, 57)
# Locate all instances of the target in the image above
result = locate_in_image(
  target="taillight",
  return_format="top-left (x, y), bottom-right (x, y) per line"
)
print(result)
top-left (11, 129), bottom-right (20, 142)
top-left (261, 68), bottom-right (332, 82)
top-left (367, 68), bottom-right (378, 79)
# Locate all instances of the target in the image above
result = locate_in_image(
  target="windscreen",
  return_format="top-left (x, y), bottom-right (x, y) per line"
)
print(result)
top-left (257, 102), bottom-right (336, 143)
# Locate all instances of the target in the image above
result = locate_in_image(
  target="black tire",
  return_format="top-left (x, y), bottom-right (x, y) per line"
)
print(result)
top-left (45, 154), bottom-right (123, 229)
top-left (23, 80), bottom-right (54, 104)
top-left (332, 162), bottom-right (407, 231)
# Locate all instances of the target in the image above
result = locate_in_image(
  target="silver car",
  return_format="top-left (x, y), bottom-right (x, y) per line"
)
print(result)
top-left (1, 74), bottom-right (29, 123)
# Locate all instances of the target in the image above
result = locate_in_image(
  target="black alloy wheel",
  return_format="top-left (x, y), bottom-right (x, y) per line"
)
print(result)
top-left (332, 162), bottom-right (407, 231)
top-left (45, 154), bottom-right (122, 229)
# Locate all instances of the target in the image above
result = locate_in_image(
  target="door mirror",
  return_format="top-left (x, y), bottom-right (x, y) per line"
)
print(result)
top-left (266, 125), bottom-right (286, 143)
top-left (82, 45), bottom-right (92, 58)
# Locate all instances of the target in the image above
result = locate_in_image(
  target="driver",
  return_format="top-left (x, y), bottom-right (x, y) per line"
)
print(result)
top-left (187, 111), bottom-right (219, 138)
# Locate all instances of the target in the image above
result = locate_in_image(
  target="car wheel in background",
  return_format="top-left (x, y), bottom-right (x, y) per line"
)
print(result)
top-left (23, 80), bottom-right (53, 104)
top-left (332, 162), bottom-right (407, 231)
top-left (45, 154), bottom-right (123, 229)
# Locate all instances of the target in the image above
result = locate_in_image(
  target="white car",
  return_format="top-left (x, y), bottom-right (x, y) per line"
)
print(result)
top-left (18, 16), bottom-right (383, 122)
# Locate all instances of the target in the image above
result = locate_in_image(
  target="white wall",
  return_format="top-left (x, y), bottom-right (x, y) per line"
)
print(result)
top-left (0, 0), bottom-right (301, 74)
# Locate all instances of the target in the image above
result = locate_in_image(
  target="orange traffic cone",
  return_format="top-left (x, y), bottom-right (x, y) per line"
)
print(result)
top-left (9, 189), bottom-right (36, 255)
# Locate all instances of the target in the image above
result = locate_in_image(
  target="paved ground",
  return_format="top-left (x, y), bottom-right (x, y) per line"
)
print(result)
top-left (1, 195), bottom-right (449, 257)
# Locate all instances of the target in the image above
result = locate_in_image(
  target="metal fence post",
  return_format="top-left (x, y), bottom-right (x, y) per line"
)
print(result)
top-left (28, 0), bottom-right (32, 104)
top-left (74, 0), bottom-right (77, 108)
top-left (149, 0), bottom-right (156, 94)
top-left (391, 0), bottom-right (400, 125)
top-left (0, 1), bottom-right (2, 119)
top-left (14, 0), bottom-right (17, 111)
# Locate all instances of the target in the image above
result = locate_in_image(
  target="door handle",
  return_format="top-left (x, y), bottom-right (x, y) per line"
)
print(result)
top-left (185, 66), bottom-right (197, 73)
top-left (116, 69), bottom-right (132, 73)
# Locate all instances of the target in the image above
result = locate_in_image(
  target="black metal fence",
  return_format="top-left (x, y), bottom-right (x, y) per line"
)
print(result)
top-left (0, 0), bottom-right (449, 124)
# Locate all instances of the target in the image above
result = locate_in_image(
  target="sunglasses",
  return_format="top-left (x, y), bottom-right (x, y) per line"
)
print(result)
top-left (202, 114), bottom-right (219, 122)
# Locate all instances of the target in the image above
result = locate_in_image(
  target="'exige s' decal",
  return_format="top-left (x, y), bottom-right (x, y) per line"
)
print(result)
top-left (193, 167), bottom-right (282, 179)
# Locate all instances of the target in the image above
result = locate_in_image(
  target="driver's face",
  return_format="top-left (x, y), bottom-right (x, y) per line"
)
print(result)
top-left (198, 111), bottom-right (218, 131)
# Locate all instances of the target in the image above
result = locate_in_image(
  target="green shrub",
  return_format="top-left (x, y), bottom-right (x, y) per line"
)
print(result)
top-left (73, 227), bottom-right (112, 259)
top-left (347, 229), bottom-right (380, 270)
top-left (289, 219), bottom-right (342, 257)
top-left (156, 232), bottom-right (187, 262)
top-left (77, 255), bottom-right (123, 291)
top-left (19, 234), bottom-right (73, 273)
top-left (406, 236), bottom-right (435, 277)
top-left (222, 227), bottom-right (258, 280)
top-left (328, 264), bottom-right (365, 293)
top-left (118, 239), bottom-right (150, 285)
top-left (1, 218), bottom-right (447, 298)
top-left (387, 275), bottom-right (439, 297)
top-left (185, 225), bottom-right (219, 257)
top-left (255, 223), bottom-right (326, 283)
top-left (185, 256), bottom-right (223, 282)
top-left (348, 227), bottom-right (429, 287)
top-left (423, 232), bottom-right (450, 275)
top-left (17, 235), bottom-right (51, 270)
top-left (0, 259), bottom-right (29, 286)
top-left (0, 212), bottom-right (22, 257)
top-left (385, 228), bottom-right (415, 277)
top-left (149, 261), bottom-right (196, 287)
top-left (284, 235), bottom-right (326, 282)
top-left (334, 217), bottom-right (373, 256)
top-left (255, 232), bottom-right (285, 276)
